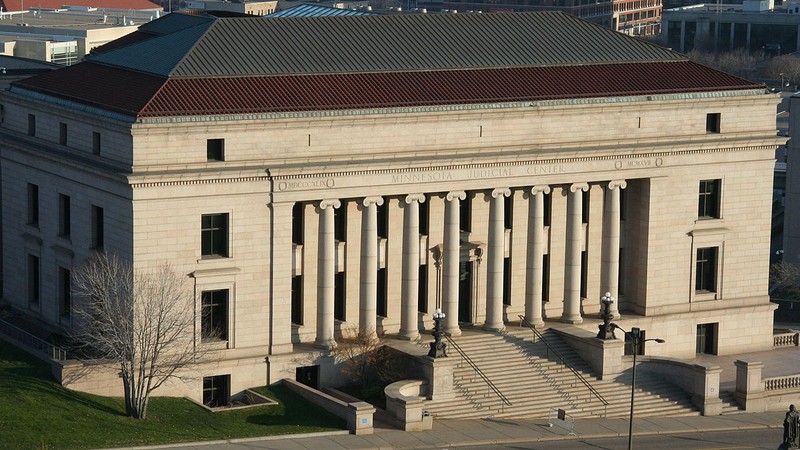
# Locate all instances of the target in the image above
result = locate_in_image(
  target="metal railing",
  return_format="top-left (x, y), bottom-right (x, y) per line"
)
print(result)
top-left (0, 317), bottom-right (67, 361)
top-left (444, 334), bottom-right (512, 408)
top-left (518, 315), bottom-right (608, 414)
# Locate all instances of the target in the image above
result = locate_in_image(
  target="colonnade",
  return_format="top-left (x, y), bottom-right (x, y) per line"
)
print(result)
top-left (310, 181), bottom-right (627, 349)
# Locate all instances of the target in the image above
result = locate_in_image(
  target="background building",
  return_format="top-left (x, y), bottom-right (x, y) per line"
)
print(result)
top-left (0, 11), bottom-right (783, 404)
top-left (662, 0), bottom-right (800, 53)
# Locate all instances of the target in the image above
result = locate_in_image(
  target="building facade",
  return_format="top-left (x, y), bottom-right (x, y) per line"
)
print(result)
top-left (0, 11), bottom-right (783, 404)
top-left (662, 0), bottom-right (800, 54)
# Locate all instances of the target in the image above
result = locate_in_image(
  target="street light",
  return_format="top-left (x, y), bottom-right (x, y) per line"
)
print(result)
top-left (611, 324), bottom-right (665, 450)
top-left (428, 308), bottom-right (447, 358)
top-left (597, 292), bottom-right (615, 340)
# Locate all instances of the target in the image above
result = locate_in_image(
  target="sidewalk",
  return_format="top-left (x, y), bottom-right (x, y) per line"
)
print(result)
top-left (124, 410), bottom-right (787, 449)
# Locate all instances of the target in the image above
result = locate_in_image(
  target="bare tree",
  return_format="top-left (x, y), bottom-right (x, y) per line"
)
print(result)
top-left (772, 261), bottom-right (800, 300)
top-left (330, 328), bottom-right (411, 392)
top-left (763, 56), bottom-right (800, 87)
top-left (71, 252), bottom-right (199, 419)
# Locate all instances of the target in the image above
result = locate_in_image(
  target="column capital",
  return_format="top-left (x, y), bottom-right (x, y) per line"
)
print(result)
top-left (446, 191), bottom-right (467, 202)
top-left (529, 185), bottom-right (551, 196)
top-left (569, 182), bottom-right (590, 193)
top-left (491, 188), bottom-right (511, 198)
top-left (319, 199), bottom-right (341, 210)
top-left (607, 180), bottom-right (627, 190)
top-left (404, 193), bottom-right (426, 205)
top-left (361, 196), bottom-right (384, 208)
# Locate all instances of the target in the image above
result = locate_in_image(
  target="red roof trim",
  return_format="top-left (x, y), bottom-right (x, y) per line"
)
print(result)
top-left (16, 61), bottom-right (760, 118)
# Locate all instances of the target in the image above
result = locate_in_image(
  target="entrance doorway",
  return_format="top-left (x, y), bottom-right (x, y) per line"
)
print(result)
top-left (696, 323), bottom-right (718, 355)
top-left (458, 259), bottom-right (473, 324)
top-left (296, 365), bottom-right (320, 389)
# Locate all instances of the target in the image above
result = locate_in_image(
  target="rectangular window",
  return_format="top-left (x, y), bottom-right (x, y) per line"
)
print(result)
top-left (543, 192), bottom-right (552, 227)
top-left (207, 138), bottom-right (224, 161)
top-left (59, 267), bottom-right (71, 318)
top-left (377, 267), bottom-right (387, 317)
top-left (334, 272), bottom-right (345, 321)
top-left (580, 250), bottom-right (588, 298)
top-left (58, 194), bottom-right (70, 238)
top-left (698, 179), bottom-right (721, 219)
top-left (291, 275), bottom-right (303, 325)
top-left (377, 202), bottom-right (388, 239)
top-left (92, 132), bottom-right (101, 155)
top-left (695, 247), bottom-right (718, 293)
top-left (334, 206), bottom-right (346, 242)
top-left (59, 122), bottom-right (67, 145)
top-left (27, 254), bottom-right (39, 307)
top-left (91, 205), bottom-right (104, 250)
top-left (292, 202), bottom-right (304, 245)
top-left (706, 113), bottom-right (721, 133)
top-left (201, 213), bottom-right (229, 257)
top-left (27, 183), bottom-right (38, 226)
top-left (203, 375), bottom-right (230, 408)
top-left (504, 194), bottom-right (513, 229)
top-left (582, 190), bottom-right (589, 224)
top-left (418, 265), bottom-right (428, 313)
top-left (542, 254), bottom-right (550, 302)
top-left (460, 193), bottom-right (471, 233)
top-left (27, 114), bottom-right (35, 136)
top-left (419, 197), bottom-right (429, 235)
top-left (201, 289), bottom-right (228, 342)
top-left (503, 257), bottom-right (511, 305)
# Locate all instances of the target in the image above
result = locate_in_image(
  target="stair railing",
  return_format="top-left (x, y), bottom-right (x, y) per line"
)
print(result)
top-left (444, 334), bottom-right (513, 409)
top-left (518, 315), bottom-right (608, 416)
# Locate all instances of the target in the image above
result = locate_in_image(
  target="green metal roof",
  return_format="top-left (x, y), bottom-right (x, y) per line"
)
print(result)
top-left (88, 12), bottom-right (686, 78)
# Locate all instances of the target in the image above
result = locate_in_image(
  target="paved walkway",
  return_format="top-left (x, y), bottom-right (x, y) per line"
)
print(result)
top-left (123, 411), bottom-right (789, 449)
top-left (119, 326), bottom-right (800, 449)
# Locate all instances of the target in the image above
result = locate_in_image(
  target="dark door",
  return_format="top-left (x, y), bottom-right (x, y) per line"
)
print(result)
top-left (458, 259), bottom-right (473, 323)
top-left (696, 323), bottom-right (718, 355)
top-left (296, 365), bottom-right (320, 389)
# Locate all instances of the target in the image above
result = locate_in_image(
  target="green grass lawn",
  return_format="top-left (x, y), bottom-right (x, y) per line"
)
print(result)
top-left (0, 340), bottom-right (346, 450)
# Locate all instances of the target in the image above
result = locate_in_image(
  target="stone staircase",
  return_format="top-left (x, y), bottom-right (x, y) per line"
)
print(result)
top-left (424, 328), bottom-right (701, 420)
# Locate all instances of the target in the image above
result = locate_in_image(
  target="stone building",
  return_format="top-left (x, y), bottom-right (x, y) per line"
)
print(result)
top-left (0, 11), bottom-right (784, 405)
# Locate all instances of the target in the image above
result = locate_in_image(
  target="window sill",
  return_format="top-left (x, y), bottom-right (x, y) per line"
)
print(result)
top-left (694, 291), bottom-right (718, 302)
top-left (201, 339), bottom-right (229, 350)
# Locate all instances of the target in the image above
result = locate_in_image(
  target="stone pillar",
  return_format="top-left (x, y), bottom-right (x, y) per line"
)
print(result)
top-left (601, 180), bottom-right (626, 319)
top-left (443, 191), bottom-right (465, 336)
top-left (562, 183), bottom-right (588, 324)
top-left (400, 194), bottom-right (425, 340)
top-left (525, 186), bottom-right (550, 327)
top-left (485, 188), bottom-right (510, 331)
top-left (360, 196), bottom-right (383, 337)
top-left (734, 359), bottom-right (766, 412)
top-left (315, 199), bottom-right (340, 349)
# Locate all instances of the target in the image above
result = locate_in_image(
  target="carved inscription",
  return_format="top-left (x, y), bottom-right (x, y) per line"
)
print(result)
top-left (277, 178), bottom-right (335, 191)
top-left (614, 158), bottom-right (663, 170)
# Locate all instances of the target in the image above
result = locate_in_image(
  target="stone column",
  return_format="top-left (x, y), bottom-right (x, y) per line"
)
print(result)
top-left (360, 196), bottom-right (383, 337)
top-left (443, 191), bottom-right (465, 336)
top-left (315, 199), bottom-right (340, 349)
top-left (485, 188), bottom-right (510, 331)
top-left (400, 194), bottom-right (425, 340)
top-left (562, 183), bottom-right (588, 324)
top-left (601, 180), bottom-right (626, 319)
top-left (525, 186), bottom-right (550, 327)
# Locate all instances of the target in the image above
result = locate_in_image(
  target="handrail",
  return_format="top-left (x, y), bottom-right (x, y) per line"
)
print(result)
top-left (518, 315), bottom-right (608, 411)
top-left (0, 316), bottom-right (67, 361)
top-left (444, 334), bottom-right (512, 407)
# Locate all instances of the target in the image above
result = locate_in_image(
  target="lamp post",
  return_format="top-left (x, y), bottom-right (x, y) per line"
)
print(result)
top-left (597, 292), bottom-right (615, 340)
top-left (428, 308), bottom-right (447, 358)
top-left (611, 324), bottom-right (665, 450)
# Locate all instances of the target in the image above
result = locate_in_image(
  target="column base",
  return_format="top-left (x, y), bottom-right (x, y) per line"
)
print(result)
top-left (313, 339), bottom-right (336, 350)
top-left (444, 326), bottom-right (461, 337)
top-left (560, 315), bottom-right (583, 324)
top-left (483, 323), bottom-right (505, 332)
top-left (530, 319), bottom-right (545, 328)
top-left (398, 331), bottom-right (421, 341)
